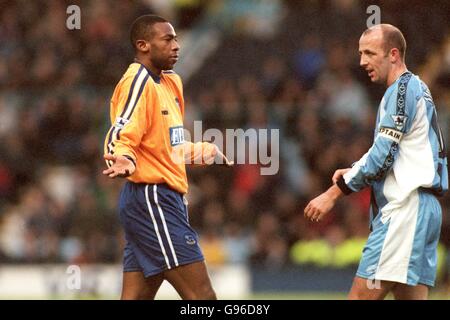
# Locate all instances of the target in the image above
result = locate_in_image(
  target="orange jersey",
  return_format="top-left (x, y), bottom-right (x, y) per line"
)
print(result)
top-left (104, 62), bottom-right (191, 193)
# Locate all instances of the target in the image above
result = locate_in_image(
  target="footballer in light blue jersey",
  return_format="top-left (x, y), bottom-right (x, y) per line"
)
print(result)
top-left (341, 71), bottom-right (448, 224)
top-left (304, 24), bottom-right (448, 300)
top-left (339, 71), bottom-right (448, 288)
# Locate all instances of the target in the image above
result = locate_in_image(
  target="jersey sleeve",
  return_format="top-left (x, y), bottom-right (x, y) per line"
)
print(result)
top-left (337, 74), bottom-right (418, 194)
top-left (104, 70), bottom-right (151, 167)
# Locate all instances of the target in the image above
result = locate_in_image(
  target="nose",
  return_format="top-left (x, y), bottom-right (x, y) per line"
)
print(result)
top-left (360, 56), bottom-right (367, 68)
top-left (173, 40), bottom-right (180, 52)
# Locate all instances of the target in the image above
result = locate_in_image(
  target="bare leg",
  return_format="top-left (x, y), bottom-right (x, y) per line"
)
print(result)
top-left (392, 283), bottom-right (429, 300)
top-left (163, 261), bottom-right (216, 300)
top-left (121, 271), bottom-right (164, 300)
top-left (348, 276), bottom-right (396, 300)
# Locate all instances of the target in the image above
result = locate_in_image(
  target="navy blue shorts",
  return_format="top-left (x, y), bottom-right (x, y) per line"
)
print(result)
top-left (119, 182), bottom-right (204, 277)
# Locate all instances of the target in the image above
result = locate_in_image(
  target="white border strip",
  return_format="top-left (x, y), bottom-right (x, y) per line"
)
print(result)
top-left (145, 185), bottom-right (171, 269)
top-left (154, 185), bottom-right (179, 267)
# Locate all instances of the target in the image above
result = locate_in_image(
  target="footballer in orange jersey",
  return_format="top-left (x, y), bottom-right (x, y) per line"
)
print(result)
top-left (103, 15), bottom-right (231, 300)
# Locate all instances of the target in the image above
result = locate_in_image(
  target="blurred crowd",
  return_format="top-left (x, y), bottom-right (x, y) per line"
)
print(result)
top-left (0, 0), bottom-right (449, 288)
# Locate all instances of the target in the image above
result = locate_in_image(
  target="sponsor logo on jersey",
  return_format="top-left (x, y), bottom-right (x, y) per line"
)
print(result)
top-left (169, 126), bottom-right (185, 146)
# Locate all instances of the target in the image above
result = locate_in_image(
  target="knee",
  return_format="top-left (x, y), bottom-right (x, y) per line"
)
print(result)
top-left (348, 283), bottom-right (389, 300)
top-left (201, 287), bottom-right (217, 300)
top-left (348, 277), bottom-right (380, 300)
top-left (348, 290), bottom-right (365, 300)
top-left (191, 285), bottom-right (217, 300)
top-left (121, 288), bottom-right (156, 300)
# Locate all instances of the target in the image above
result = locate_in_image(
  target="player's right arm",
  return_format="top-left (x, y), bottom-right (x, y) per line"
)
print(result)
top-left (336, 74), bottom-right (417, 194)
top-left (103, 68), bottom-right (152, 178)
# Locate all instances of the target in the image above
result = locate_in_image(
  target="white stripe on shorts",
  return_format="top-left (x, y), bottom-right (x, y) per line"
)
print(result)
top-left (145, 185), bottom-right (171, 269)
top-left (375, 187), bottom-right (420, 283)
top-left (154, 185), bottom-right (179, 267)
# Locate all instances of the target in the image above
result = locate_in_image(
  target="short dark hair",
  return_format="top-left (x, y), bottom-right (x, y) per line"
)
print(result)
top-left (130, 14), bottom-right (168, 50)
top-left (363, 24), bottom-right (407, 61)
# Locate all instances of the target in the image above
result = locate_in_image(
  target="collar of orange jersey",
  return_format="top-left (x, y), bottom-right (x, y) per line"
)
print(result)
top-left (135, 61), bottom-right (161, 84)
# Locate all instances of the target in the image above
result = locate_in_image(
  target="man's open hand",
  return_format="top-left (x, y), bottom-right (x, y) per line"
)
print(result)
top-left (103, 154), bottom-right (136, 178)
top-left (190, 142), bottom-right (234, 166)
top-left (213, 146), bottom-right (234, 166)
top-left (304, 184), bottom-right (343, 222)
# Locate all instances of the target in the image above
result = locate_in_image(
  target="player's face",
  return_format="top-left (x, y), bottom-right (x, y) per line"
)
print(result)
top-left (149, 22), bottom-right (180, 71)
top-left (359, 31), bottom-right (390, 85)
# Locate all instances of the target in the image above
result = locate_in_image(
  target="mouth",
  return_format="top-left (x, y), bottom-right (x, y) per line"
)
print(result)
top-left (170, 55), bottom-right (179, 62)
top-left (366, 69), bottom-right (375, 78)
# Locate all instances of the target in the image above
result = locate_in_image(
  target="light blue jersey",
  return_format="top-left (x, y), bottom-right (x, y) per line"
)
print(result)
top-left (337, 71), bottom-right (448, 286)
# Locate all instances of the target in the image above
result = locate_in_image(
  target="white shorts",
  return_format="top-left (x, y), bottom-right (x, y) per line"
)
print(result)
top-left (356, 190), bottom-right (442, 286)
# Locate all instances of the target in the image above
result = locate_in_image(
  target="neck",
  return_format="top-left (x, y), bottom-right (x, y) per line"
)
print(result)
top-left (134, 57), bottom-right (161, 76)
top-left (386, 63), bottom-right (408, 87)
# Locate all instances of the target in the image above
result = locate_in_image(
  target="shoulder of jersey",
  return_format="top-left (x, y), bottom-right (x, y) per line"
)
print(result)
top-left (405, 73), bottom-right (423, 97)
top-left (119, 63), bottom-right (146, 83)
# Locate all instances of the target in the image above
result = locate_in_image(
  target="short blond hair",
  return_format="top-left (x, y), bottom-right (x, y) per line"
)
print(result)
top-left (363, 24), bottom-right (406, 61)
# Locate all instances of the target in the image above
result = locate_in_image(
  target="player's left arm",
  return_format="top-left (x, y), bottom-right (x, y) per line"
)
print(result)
top-left (174, 75), bottom-right (233, 167)
top-left (337, 76), bottom-right (418, 195)
top-left (304, 184), bottom-right (343, 222)
top-left (183, 141), bottom-right (234, 166)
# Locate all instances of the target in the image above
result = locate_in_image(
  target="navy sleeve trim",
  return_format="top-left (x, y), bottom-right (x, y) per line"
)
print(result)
top-left (123, 155), bottom-right (136, 167)
top-left (337, 176), bottom-right (353, 195)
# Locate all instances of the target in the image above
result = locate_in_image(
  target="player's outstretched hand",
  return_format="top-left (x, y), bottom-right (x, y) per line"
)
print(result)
top-left (304, 192), bottom-right (335, 222)
top-left (304, 184), bottom-right (342, 222)
top-left (201, 143), bottom-right (234, 166)
top-left (103, 154), bottom-right (136, 178)
top-left (332, 168), bottom-right (351, 184)
top-left (215, 147), bottom-right (234, 167)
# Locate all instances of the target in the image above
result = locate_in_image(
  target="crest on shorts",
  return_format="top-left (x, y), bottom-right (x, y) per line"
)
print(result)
top-left (184, 233), bottom-right (196, 246)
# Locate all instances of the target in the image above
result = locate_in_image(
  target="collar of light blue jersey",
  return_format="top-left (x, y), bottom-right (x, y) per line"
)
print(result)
top-left (386, 70), bottom-right (411, 92)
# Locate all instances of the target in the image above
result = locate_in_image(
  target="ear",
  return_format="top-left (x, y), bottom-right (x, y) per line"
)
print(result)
top-left (389, 48), bottom-right (401, 63)
top-left (135, 40), bottom-right (150, 53)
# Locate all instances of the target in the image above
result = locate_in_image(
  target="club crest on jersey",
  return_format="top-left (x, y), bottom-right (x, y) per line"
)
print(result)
top-left (169, 126), bottom-right (185, 146)
top-left (114, 117), bottom-right (130, 129)
top-left (391, 115), bottom-right (407, 131)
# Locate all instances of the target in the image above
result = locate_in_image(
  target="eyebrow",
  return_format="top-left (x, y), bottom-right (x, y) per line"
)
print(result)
top-left (161, 34), bottom-right (177, 39)
top-left (359, 49), bottom-right (376, 55)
